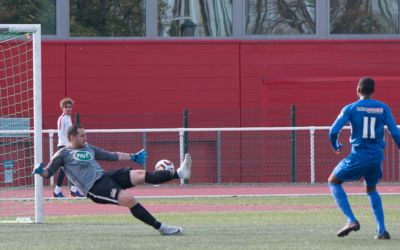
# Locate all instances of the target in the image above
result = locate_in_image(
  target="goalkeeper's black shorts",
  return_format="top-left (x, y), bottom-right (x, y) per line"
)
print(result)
top-left (87, 167), bottom-right (133, 205)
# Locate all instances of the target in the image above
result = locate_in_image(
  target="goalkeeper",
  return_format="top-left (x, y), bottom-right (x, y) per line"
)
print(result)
top-left (33, 125), bottom-right (192, 235)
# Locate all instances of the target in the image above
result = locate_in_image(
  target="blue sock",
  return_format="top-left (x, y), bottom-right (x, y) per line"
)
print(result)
top-left (367, 190), bottom-right (386, 234)
top-left (329, 183), bottom-right (356, 223)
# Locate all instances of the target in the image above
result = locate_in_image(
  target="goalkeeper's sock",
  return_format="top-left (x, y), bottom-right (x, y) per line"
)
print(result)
top-left (145, 171), bottom-right (175, 184)
top-left (130, 203), bottom-right (161, 229)
top-left (329, 183), bottom-right (356, 223)
top-left (367, 190), bottom-right (386, 234)
top-left (54, 185), bottom-right (62, 194)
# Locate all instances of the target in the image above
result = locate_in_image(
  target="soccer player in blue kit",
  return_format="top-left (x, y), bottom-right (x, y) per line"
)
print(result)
top-left (328, 77), bottom-right (400, 240)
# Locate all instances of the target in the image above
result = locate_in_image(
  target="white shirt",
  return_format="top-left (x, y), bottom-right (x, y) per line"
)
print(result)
top-left (57, 113), bottom-right (72, 147)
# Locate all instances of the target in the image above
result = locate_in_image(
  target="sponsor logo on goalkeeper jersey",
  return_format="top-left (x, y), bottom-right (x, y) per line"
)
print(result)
top-left (73, 151), bottom-right (93, 161)
top-left (357, 107), bottom-right (383, 114)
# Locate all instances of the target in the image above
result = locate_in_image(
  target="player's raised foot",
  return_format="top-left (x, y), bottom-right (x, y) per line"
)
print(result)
top-left (375, 231), bottom-right (390, 240)
top-left (337, 220), bottom-right (360, 237)
top-left (70, 190), bottom-right (85, 197)
top-left (53, 192), bottom-right (65, 198)
top-left (176, 153), bottom-right (192, 179)
top-left (158, 224), bottom-right (183, 236)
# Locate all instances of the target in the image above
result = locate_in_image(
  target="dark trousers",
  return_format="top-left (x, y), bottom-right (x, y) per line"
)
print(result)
top-left (56, 168), bottom-right (66, 186)
top-left (56, 145), bottom-right (68, 187)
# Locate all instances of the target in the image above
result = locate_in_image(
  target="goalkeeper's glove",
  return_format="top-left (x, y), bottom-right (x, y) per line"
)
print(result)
top-left (31, 163), bottom-right (44, 176)
top-left (130, 149), bottom-right (147, 166)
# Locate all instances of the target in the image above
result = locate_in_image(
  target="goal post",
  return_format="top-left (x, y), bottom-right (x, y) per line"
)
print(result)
top-left (0, 24), bottom-right (43, 223)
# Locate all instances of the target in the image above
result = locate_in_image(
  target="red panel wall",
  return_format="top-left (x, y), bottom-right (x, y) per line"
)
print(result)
top-left (42, 44), bottom-right (66, 128)
top-left (39, 40), bottom-right (400, 184)
top-left (42, 41), bottom-right (241, 129)
top-left (242, 41), bottom-right (400, 126)
top-left (43, 40), bottom-right (400, 128)
top-left (42, 40), bottom-right (400, 129)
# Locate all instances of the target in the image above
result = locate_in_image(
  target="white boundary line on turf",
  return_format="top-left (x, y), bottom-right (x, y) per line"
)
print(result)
top-left (136, 192), bottom-right (400, 198)
top-left (1, 192), bottom-right (399, 202)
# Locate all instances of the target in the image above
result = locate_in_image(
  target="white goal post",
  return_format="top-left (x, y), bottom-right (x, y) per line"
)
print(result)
top-left (0, 24), bottom-right (43, 223)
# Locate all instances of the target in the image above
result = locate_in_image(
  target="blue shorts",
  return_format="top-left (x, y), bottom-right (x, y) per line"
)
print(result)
top-left (332, 153), bottom-right (383, 187)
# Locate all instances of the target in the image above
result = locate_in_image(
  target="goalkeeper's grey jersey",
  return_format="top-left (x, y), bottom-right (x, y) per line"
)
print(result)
top-left (46, 144), bottom-right (119, 195)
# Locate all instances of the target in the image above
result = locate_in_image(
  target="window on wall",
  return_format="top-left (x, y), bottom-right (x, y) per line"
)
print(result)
top-left (0, 0), bottom-right (56, 35)
top-left (70, 0), bottom-right (145, 37)
top-left (245, 0), bottom-right (316, 35)
top-left (330, 0), bottom-right (399, 34)
top-left (158, 0), bottom-right (233, 37)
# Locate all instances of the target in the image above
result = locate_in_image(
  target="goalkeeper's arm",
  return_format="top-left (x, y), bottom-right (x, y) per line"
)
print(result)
top-left (118, 149), bottom-right (147, 166)
top-left (41, 169), bottom-right (50, 178)
top-left (36, 166), bottom-right (50, 178)
top-left (32, 163), bottom-right (47, 177)
top-left (91, 146), bottom-right (147, 166)
top-left (32, 154), bottom-right (63, 178)
top-left (32, 163), bottom-right (57, 178)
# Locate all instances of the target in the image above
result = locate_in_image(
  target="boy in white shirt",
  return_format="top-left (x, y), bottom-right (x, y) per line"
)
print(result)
top-left (53, 97), bottom-right (84, 197)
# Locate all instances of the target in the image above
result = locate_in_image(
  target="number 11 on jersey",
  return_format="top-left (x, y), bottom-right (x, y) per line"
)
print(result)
top-left (363, 116), bottom-right (376, 139)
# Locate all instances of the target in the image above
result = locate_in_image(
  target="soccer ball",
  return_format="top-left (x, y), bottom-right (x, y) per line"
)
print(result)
top-left (155, 159), bottom-right (175, 172)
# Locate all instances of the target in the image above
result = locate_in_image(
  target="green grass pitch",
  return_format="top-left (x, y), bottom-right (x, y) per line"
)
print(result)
top-left (0, 195), bottom-right (399, 250)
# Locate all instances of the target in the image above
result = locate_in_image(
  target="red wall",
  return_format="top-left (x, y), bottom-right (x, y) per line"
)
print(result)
top-left (42, 40), bottom-right (400, 129)
top-left (251, 41), bottom-right (400, 126)
top-left (42, 41), bottom-right (241, 129)
top-left (39, 40), bottom-right (400, 184)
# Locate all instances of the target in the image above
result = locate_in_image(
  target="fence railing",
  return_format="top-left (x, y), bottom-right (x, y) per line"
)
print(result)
top-left (1, 126), bottom-right (399, 187)
top-left (1, 126), bottom-right (399, 223)
top-left (37, 126), bottom-right (400, 184)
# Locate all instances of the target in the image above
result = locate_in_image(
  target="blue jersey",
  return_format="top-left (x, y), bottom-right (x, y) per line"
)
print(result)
top-left (329, 98), bottom-right (400, 158)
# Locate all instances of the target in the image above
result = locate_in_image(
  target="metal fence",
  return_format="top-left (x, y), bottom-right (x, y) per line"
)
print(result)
top-left (40, 126), bottom-right (400, 185)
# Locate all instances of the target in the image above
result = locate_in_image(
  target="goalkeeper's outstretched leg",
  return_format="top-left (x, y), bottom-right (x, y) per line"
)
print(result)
top-left (32, 125), bottom-right (192, 235)
top-left (118, 153), bottom-right (191, 235)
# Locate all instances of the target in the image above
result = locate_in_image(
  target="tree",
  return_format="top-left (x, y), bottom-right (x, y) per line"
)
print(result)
top-left (0, 0), bottom-right (56, 35)
top-left (330, 0), bottom-right (397, 34)
top-left (70, 0), bottom-right (145, 37)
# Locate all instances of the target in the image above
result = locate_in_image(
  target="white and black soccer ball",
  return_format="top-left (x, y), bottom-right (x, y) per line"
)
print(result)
top-left (155, 159), bottom-right (175, 172)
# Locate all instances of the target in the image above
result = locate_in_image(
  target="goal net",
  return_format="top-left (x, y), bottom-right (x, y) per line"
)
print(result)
top-left (0, 25), bottom-right (43, 223)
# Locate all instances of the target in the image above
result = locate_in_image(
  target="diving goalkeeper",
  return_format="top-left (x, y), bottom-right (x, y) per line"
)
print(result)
top-left (33, 125), bottom-right (192, 235)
